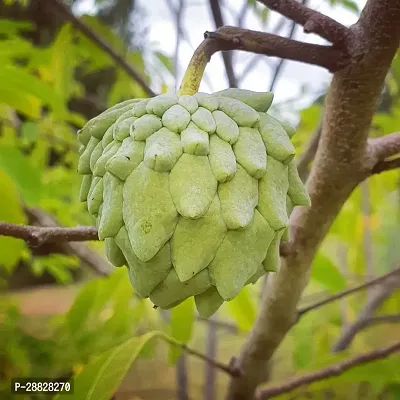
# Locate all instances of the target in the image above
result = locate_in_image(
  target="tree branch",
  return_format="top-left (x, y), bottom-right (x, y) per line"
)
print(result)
top-left (208, 0), bottom-right (238, 87)
top-left (204, 316), bottom-right (218, 400)
top-left (256, 340), bottom-right (400, 399)
top-left (25, 208), bottom-right (111, 276)
top-left (226, 1), bottom-right (400, 398)
top-left (162, 335), bottom-right (242, 377)
top-left (296, 118), bottom-right (323, 182)
top-left (332, 273), bottom-right (400, 352)
top-left (268, 0), bottom-right (309, 92)
top-left (365, 313), bottom-right (400, 326)
top-left (255, 0), bottom-right (351, 46)
top-left (0, 221), bottom-right (98, 247)
top-left (297, 266), bottom-right (400, 319)
top-left (369, 132), bottom-right (400, 160)
top-left (205, 26), bottom-right (349, 72)
top-left (49, 0), bottom-right (155, 97)
top-left (371, 157), bottom-right (400, 175)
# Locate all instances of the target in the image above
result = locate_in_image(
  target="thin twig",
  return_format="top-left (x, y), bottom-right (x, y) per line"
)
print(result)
top-left (268, 0), bottom-right (309, 91)
top-left (332, 274), bottom-right (400, 352)
top-left (255, 0), bottom-right (351, 46)
top-left (176, 354), bottom-right (189, 400)
top-left (197, 317), bottom-right (238, 334)
top-left (364, 314), bottom-right (400, 326)
top-left (204, 316), bottom-right (218, 400)
top-left (296, 120), bottom-right (323, 182)
top-left (256, 340), bottom-right (400, 399)
top-left (49, 0), bottom-right (155, 97)
top-left (206, 26), bottom-right (349, 72)
top-left (297, 266), bottom-right (400, 318)
top-left (174, 342), bottom-right (242, 377)
top-left (236, 1), bottom-right (249, 28)
top-left (208, 0), bottom-right (238, 87)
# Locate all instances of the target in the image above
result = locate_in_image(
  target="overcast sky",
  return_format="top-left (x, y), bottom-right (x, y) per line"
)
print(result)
top-left (76, 0), bottom-right (366, 114)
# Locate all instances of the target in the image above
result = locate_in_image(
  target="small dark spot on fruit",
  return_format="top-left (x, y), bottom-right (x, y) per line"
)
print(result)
top-left (125, 156), bottom-right (130, 160)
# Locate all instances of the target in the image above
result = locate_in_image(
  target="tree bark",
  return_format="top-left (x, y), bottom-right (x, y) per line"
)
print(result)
top-left (226, 1), bottom-right (400, 398)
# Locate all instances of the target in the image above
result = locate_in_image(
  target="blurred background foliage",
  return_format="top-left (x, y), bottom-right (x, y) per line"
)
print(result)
top-left (0, 0), bottom-right (399, 399)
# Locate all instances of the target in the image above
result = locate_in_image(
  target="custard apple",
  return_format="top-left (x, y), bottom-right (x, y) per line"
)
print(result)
top-left (77, 89), bottom-right (310, 318)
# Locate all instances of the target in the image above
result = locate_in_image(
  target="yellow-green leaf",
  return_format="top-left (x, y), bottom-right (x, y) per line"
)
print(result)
top-left (0, 169), bottom-right (27, 271)
top-left (226, 286), bottom-right (257, 332)
top-left (311, 252), bottom-right (346, 292)
top-left (169, 297), bottom-right (195, 363)
top-left (58, 332), bottom-right (159, 400)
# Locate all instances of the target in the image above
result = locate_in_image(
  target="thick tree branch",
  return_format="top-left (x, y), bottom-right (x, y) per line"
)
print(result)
top-left (208, 0), bottom-right (238, 87)
top-left (369, 132), bottom-right (400, 160)
top-left (226, 1), bottom-right (400, 398)
top-left (205, 26), bottom-right (349, 72)
top-left (49, 0), bottom-right (155, 97)
top-left (257, 340), bottom-right (400, 399)
top-left (255, 0), bottom-right (351, 46)
top-left (297, 266), bottom-right (400, 318)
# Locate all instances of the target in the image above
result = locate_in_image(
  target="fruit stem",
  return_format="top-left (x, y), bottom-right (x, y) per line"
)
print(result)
top-left (177, 38), bottom-right (218, 96)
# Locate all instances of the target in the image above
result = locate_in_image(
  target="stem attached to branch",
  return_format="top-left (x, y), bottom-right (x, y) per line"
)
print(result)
top-left (177, 24), bottom-right (350, 96)
top-left (177, 37), bottom-right (219, 96)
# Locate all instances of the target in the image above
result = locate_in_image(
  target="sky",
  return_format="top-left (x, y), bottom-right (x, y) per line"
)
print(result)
top-left (76, 0), bottom-right (367, 114)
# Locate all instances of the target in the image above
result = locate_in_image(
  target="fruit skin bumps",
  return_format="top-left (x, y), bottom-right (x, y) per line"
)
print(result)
top-left (77, 89), bottom-right (310, 318)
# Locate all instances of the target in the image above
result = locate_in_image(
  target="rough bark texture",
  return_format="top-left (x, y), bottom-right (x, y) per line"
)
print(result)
top-left (226, 1), bottom-right (400, 398)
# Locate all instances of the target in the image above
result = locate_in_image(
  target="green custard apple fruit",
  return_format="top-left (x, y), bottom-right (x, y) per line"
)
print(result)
top-left (77, 89), bottom-right (310, 318)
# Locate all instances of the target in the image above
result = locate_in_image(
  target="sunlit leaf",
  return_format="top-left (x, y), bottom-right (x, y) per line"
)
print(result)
top-left (66, 280), bottom-right (100, 335)
top-left (0, 169), bottom-right (27, 271)
top-left (0, 86), bottom-right (41, 119)
top-left (0, 38), bottom-right (35, 60)
top-left (0, 145), bottom-right (43, 205)
top-left (0, 19), bottom-right (34, 36)
top-left (226, 286), bottom-right (257, 332)
top-left (169, 297), bottom-right (194, 363)
top-left (311, 252), bottom-right (346, 292)
top-left (58, 332), bottom-right (159, 400)
top-left (0, 65), bottom-right (66, 117)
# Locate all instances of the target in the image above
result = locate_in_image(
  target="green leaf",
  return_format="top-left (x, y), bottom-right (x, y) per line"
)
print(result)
top-left (0, 86), bottom-right (41, 118)
top-left (21, 122), bottom-right (39, 144)
top-left (0, 65), bottom-right (66, 117)
top-left (0, 19), bottom-right (34, 37)
top-left (169, 297), bottom-right (195, 363)
top-left (311, 252), bottom-right (346, 292)
top-left (0, 145), bottom-right (42, 205)
top-left (66, 280), bottom-right (100, 335)
top-left (226, 286), bottom-right (257, 332)
top-left (58, 332), bottom-right (159, 400)
top-left (47, 24), bottom-right (83, 101)
top-left (291, 317), bottom-right (315, 370)
top-left (0, 169), bottom-right (27, 271)
top-left (341, 0), bottom-right (359, 13)
top-left (0, 38), bottom-right (35, 60)
top-left (155, 51), bottom-right (174, 75)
